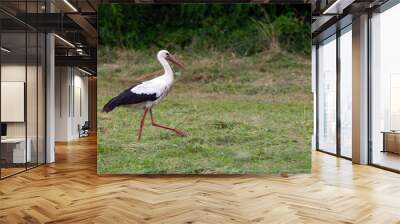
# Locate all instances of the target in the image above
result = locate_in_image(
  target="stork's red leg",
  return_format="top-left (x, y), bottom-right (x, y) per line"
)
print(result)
top-left (138, 108), bottom-right (149, 141)
top-left (150, 109), bottom-right (186, 137)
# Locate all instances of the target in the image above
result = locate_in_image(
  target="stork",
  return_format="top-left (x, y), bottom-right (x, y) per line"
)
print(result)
top-left (102, 50), bottom-right (186, 141)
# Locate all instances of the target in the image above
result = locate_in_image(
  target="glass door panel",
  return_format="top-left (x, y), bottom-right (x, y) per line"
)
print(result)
top-left (317, 35), bottom-right (337, 154)
top-left (340, 27), bottom-right (352, 158)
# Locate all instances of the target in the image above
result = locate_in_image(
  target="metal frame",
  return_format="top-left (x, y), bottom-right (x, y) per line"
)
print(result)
top-left (367, 10), bottom-right (372, 165)
top-left (25, 1), bottom-right (28, 171)
top-left (316, 44), bottom-right (319, 151)
top-left (374, 0), bottom-right (400, 13)
top-left (336, 26), bottom-right (341, 157)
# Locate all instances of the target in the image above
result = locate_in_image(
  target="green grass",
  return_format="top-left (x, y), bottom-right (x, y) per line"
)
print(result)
top-left (97, 49), bottom-right (312, 174)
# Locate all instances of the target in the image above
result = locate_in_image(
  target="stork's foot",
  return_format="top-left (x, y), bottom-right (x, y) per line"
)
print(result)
top-left (149, 109), bottom-right (187, 138)
top-left (175, 129), bottom-right (187, 137)
top-left (152, 123), bottom-right (186, 137)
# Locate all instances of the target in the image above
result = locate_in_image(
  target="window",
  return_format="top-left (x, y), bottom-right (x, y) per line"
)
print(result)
top-left (339, 26), bottom-right (352, 158)
top-left (370, 3), bottom-right (400, 171)
top-left (317, 35), bottom-right (337, 154)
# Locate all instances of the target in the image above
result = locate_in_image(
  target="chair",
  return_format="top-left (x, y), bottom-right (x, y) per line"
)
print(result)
top-left (78, 121), bottom-right (90, 138)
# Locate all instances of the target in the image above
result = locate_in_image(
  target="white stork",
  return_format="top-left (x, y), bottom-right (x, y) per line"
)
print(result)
top-left (102, 50), bottom-right (186, 141)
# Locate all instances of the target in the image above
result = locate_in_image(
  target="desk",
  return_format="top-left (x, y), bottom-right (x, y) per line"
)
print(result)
top-left (382, 131), bottom-right (400, 154)
top-left (1, 138), bottom-right (31, 163)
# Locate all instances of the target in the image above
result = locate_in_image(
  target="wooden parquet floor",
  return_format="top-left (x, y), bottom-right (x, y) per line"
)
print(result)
top-left (1, 135), bottom-right (400, 224)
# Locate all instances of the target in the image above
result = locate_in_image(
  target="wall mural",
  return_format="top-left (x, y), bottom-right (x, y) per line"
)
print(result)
top-left (97, 4), bottom-right (312, 174)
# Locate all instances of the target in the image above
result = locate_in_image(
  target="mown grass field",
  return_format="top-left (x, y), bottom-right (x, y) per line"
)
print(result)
top-left (97, 49), bottom-right (312, 174)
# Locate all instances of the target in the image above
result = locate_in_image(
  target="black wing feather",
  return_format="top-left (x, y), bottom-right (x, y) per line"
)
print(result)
top-left (102, 83), bottom-right (158, 112)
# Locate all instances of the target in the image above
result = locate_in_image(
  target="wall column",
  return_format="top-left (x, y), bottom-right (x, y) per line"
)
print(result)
top-left (312, 45), bottom-right (317, 150)
top-left (45, 0), bottom-right (55, 163)
top-left (352, 14), bottom-right (369, 164)
top-left (46, 33), bottom-right (55, 163)
top-left (88, 77), bottom-right (97, 133)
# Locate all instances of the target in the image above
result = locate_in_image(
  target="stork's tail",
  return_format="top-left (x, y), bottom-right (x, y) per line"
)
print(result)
top-left (102, 97), bottom-right (118, 113)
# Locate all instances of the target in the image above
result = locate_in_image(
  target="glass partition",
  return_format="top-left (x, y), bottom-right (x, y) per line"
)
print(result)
top-left (1, 31), bottom-right (28, 177)
top-left (0, 2), bottom-right (46, 179)
top-left (317, 35), bottom-right (337, 154)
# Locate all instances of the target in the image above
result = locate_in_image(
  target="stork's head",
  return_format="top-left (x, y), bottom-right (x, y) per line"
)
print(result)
top-left (157, 50), bottom-right (184, 69)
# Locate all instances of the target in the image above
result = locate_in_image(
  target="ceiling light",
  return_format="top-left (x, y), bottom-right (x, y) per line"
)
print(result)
top-left (63, 0), bottom-right (78, 12)
top-left (78, 67), bottom-right (93, 76)
top-left (323, 0), bottom-right (355, 15)
top-left (323, 0), bottom-right (341, 14)
top-left (54, 34), bottom-right (75, 48)
top-left (76, 48), bottom-right (87, 56)
top-left (1, 47), bottom-right (11, 53)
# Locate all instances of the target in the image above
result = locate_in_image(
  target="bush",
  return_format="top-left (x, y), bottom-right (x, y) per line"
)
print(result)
top-left (98, 5), bottom-right (311, 55)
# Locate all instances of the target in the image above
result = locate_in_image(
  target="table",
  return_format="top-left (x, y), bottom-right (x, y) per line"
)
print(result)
top-left (382, 131), bottom-right (400, 154)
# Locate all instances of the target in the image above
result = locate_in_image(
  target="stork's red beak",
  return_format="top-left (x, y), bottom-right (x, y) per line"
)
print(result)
top-left (167, 54), bottom-right (184, 69)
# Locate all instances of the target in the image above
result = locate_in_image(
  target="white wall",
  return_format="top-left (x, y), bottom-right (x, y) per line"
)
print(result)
top-left (1, 65), bottom-right (37, 137)
top-left (1, 63), bottom-right (46, 164)
top-left (70, 72), bottom-right (89, 139)
top-left (55, 67), bottom-right (89, 141)
top-left (1, 65), bottom-right (26, 141)
top-left (55, 67), bottom-right (69, 141)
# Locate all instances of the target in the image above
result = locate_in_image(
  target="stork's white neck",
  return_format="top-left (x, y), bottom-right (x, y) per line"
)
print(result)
top-left (158, 55), bottom-right (173, 80)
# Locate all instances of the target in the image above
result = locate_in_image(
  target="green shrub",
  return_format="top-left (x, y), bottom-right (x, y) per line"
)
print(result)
top-left (98, 5), bottom-right (311, 55)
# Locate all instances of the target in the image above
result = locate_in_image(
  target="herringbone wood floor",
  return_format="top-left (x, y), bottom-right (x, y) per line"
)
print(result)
top-left (1, 135), bottom-right (400, 224)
